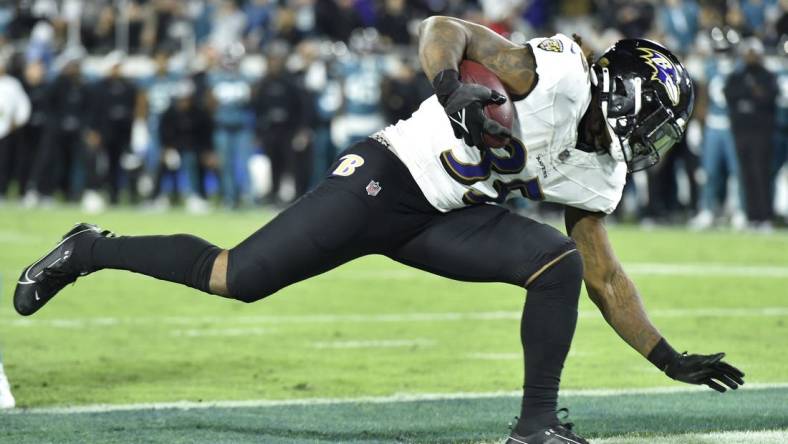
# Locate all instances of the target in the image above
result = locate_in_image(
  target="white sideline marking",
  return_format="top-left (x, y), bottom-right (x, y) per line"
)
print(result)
top-left (5, 306), bottom-right (787, 330)
top-left (311, 339), bottom-right (435, 349)
top-left (6, 382), bottom-right (788, 415)
top-left (595, 429), bottom-right (788, 444)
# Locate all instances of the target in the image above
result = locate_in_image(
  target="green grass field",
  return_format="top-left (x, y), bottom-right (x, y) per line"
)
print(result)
top-left (1, 206), bottom-right (786, 443)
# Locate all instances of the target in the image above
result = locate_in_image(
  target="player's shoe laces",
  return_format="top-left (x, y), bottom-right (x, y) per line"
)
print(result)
top-left (506, 409), bottom-right (589, 444)
top-left (14, 223), bottom-right (113, 316)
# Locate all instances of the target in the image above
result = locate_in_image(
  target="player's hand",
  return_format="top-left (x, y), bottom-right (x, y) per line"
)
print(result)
top-left (664, 352), bottom-right (745, 392)
top-left (433, 69), bottom-right (511, 150)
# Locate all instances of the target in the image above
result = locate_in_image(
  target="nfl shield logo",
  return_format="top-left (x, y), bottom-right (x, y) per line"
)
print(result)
top-left (366, 180), bottom-right (382, 197)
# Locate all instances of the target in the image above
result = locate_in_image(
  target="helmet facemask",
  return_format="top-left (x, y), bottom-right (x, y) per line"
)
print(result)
top-left (593, 65), bottom-right (687, 172)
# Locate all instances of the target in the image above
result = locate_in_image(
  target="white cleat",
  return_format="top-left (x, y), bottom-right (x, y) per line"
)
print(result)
top-left (731, 211), bottom-right (748, 231)
top-left (0, 364), bottom-right (16, 409)
top-left (186, 195), bottom-right (210, 214)
top-left (81, 190), bottom-right (107, 214)
top-left (689, 210), bottom-right (714, 231)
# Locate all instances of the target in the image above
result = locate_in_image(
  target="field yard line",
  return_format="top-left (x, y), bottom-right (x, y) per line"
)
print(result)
top-left (595, 429), bottom-right (788, 444)
top-left (311, 339), bottom-right (435, 348)
top-left (4, 306), bottom-right (787, 329)
top-left (625, 263), bottom-right (788, 278)
top-left (170, 327), bottom-right (275, 337)
top-left (7, 382), bottom-right (788, 415)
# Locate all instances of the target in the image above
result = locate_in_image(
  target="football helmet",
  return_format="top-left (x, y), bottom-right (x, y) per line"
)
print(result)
top-left (591, 39), bottom-right (695, 172)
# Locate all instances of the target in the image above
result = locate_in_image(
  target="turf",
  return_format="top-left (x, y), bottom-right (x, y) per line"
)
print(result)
top-left (0, 205), bottom-right (786, 442)
top-left (2, 388), bottom-right (787, 443)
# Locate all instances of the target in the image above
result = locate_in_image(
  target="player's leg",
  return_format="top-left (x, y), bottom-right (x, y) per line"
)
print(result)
top-left (71, 176), bottom-right (372, 302)
top-left (388, 205), bottom-right (585, 441)
top-left (14, 183), bottom-right (360, 315)
top-left (14, 137), bottom-right (423, 314)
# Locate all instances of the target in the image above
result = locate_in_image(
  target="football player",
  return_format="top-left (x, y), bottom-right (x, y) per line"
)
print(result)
top-left (15, 17), bottom-right (744, 443)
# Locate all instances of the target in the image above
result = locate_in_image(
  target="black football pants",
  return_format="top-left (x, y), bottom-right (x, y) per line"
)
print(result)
top-left (85, 137), bottom-right (581, 433)
top-left (227, 138), bottom-right (576, 299)
top-left (224, 137), bottom-right (581, 434)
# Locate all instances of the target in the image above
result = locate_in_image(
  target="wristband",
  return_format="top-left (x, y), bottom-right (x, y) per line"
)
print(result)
top-left (647, 337), bottom-right (681, 371)
top-left (432, 69), bottom-right (461, 107)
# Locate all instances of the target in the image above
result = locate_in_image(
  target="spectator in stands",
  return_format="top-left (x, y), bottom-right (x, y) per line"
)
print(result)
top-left (380, 58), bottom-right (431, 124)
top-left (316, 0), bottom-right (364, 43)
top-left (0, 53), bottom-right (31, 202)
top-left (243, 0), bottom-right (276, 48)
top-left (140, 0), bottom-right (184, 54)
top-left (208, 44), bottom-right (254, 208)
top-left (691, 31), bottom-right (746, 230)
top-left (156, 83), bottom-right (213, 213)
top-left (658, 0), bottom-right (700, 54)
top-left (297, 40), bottom-right (342, 187)
top-left (139, 49), bottom-right (186, 201)
top-left (31, 53), bottom-right (89, 204)
top-left (777, 0), bottom-right (788, 41)
top-left (0, 3), bottom-right (12, 41)
top-left (725, 37), bottom-right (779, 229)
top-left (210, 0), bottom-right (248, 50)
top-left (272, 4), bottom-right (306, 45)
top-left (377, 0), bottom-right (412, 45)
top-left (598, 0), bottom-right (655, 39)
top-left (126, 0), bottom-right (149, 53)
top-left (772, 43), bottom-right (788, 215)
top-left (3, 2), bottom-right (37, 42)
top-left (85, 52), bottom-right (139, 208)
top-left (188, 65), bottom-right (218, 200)
top-left (253, 41), bottom-right (310, 203)
top-left (645, 138), bottom-right (700, 223)
top-left (739, 0), bottom-right (771, 37)
top-left (25, 20), bottom-right (55, 67)
top-left (18, 60), bottom-right (48, 204)
top-left (333, 28), bottom-right (388, 149)
top-left (81, 3), bottom-right (116, 54)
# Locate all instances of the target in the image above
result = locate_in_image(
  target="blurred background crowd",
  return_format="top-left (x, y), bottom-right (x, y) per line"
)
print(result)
top-left (0, 0), bottom-right (786, 230)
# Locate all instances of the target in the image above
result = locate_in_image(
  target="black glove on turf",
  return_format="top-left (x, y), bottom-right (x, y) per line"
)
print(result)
top-left (665, 352), bottom-right (745, 393)
top-left (433, 69), bottom-right (512, 150)
top-left (649, 339), bottom-right (745, 393)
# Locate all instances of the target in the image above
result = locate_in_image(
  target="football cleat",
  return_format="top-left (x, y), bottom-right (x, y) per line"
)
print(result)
top-left (506, 424), bottom-right (589, 444)
top-left (14, 223), bottom-right (113, 316)
top-left (506, 410), bottom-right (588, 444)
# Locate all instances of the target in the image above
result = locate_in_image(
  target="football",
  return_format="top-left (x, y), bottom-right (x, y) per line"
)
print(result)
top-left (458, 60), bottom-right (515, 148)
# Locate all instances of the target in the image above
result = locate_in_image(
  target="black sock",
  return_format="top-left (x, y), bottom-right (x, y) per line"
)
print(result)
top-left (75, 234), bottom-right (222, 293)
top-left (515, 251), bottom-right (583, 436)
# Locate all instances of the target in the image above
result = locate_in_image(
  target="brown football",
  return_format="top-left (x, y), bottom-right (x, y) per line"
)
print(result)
top-left (458, 60), bottom-right (514, 148)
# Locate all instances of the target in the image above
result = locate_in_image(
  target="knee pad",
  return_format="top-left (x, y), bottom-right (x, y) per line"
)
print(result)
top-left (526, 248), bottom-right (583, 306)
top-left (226, 249), bottom-right (279, 303)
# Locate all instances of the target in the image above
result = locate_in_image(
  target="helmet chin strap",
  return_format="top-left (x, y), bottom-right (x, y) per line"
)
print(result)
top-left (595, 66), bottom-right (630, 164)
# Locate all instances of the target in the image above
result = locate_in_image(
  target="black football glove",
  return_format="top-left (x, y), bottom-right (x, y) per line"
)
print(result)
top-left (664, 352), bottom-right (745, 393)
top-left (433, 69), bottom-right (512, 150)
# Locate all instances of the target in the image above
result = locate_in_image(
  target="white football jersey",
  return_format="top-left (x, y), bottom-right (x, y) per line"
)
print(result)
top-left (379, 33), bottom-right (627, 214)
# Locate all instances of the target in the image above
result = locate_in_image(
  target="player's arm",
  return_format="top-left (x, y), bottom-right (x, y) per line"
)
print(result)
top-left (418, 16), bottom-right (533, 148)
top-left (564, 207), bottom-right (745, 392)
top-left (418, 16), bottom-right (536, 97)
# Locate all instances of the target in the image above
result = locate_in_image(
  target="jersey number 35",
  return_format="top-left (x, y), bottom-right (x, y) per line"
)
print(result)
top-left (439, 136), bottom-right (544, 205)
